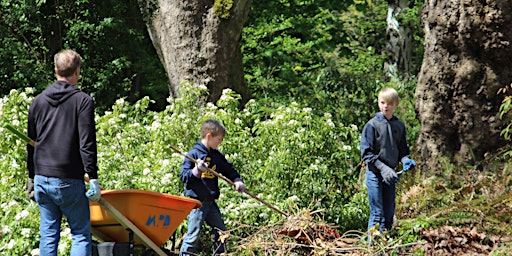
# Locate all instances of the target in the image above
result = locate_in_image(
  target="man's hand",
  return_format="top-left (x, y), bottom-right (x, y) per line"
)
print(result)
top-left (401, 157), bottom-right (417, 171)
top-left (27, 178), bottom-right (35, 201)
top-left (192, 159), bottom-right (208, 178)
top-left (86, 179), bottom-right (101, 202)
top-left (375, 160), bottom-right (398, 185)
top-left (234, 178), bottom-right (246, 192)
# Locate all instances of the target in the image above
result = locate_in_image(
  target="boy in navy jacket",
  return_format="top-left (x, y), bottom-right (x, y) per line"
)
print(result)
top-left (179, 119), bottom-right (246, 255)
top-left (360, 87), bottom-right (416, 237)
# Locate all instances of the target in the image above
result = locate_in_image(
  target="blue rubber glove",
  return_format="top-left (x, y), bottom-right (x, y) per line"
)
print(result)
top-left (86, 179), bottom-right (101, 202)
top-left (401, 157), bottom-right (417, 171)
top-left (374, 160), bottom-right (398, 185)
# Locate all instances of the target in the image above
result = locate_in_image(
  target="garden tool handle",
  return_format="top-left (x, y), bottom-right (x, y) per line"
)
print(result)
top-left (5, 124), bottom-right (102, 189)
top-left (5, 124), bottom-right (35, 146)
top-left (169, 144), bottom-right (290, 218)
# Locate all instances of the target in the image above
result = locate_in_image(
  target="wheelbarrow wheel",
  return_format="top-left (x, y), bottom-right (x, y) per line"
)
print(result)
top-left (141, 247), bottom-right (175, 256)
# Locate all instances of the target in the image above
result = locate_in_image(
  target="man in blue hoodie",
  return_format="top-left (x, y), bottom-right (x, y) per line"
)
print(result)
top-left (27, 49), bottom-right (101, 256)
top-left (360, 87), bottom-right (416, 239)
top-left (179, 119), bottom-right (246, 256)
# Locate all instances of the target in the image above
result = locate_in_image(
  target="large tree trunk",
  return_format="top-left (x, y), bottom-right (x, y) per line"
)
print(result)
top-left (384, 0), bottom-right (413, 77)
top-left (416, 0), bottom-right (512, 173)
top-left (139, 0), bottom-right (251, 104)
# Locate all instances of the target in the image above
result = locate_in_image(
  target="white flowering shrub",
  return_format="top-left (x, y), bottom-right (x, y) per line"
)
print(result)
top-left (0, 85), bottom-right (364, 254)
top-left (0, 89), bottom-right (41, 255)
top-left (219, 99), bottom-right (364, 228)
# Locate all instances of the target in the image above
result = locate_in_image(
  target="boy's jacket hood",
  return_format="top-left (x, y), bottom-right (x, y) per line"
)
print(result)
top-left (374, 112), bottom-right (397, 122)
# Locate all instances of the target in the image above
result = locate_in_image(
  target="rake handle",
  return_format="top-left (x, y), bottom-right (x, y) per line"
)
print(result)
top-left (5, 124), bottom-right (98, 187)
top-left (5, 124), bottom-right (35, 146)
top-left (169, 145), bottom-right (290, 217)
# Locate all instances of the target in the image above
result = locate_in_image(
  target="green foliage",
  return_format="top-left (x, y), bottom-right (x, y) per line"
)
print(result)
top-left (56, 0), bottom-right (169, 112)
top-left (0, 0), bottom-right (52, 92)
top-left (498, 85), bottom-right (512, 158)
top-left (243, 0), bottom-right (355, 99)
top-left (242, 0), bottom-right (421, 133)
top-left (394, 216), bottom-right (431, 244)
top-left (0, 0), bottom-right (169, 112)
top-left (339, 190), bottom-right (370, 231)
top-left (228, 99), bottom-right (363, 226)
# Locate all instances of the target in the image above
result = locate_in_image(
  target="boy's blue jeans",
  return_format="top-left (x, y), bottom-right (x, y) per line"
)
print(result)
top-left (366, 169), bottom-right (396, 232)
top-left (179, 200), bottom-right (227, 256)
top-left (34, 175), bottom-right (92, 256)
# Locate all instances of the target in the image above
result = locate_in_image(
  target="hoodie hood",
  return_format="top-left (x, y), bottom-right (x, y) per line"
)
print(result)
top-left (43, 80), bottom-right (80, 107)
top-left (375, 111), bottom-right (397, 122)
top-left (194, 141), bottom-right (209, 153)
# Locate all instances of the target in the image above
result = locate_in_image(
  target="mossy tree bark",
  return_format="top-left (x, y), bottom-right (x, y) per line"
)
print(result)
top-left (139, 0), bottom-right (251, 104)
top-left (416, 0), bottom-right (512, 173)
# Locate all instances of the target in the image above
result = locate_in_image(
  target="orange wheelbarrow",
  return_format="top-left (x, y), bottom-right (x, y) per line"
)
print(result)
top-left (89, 189), bottom-right (201, 256)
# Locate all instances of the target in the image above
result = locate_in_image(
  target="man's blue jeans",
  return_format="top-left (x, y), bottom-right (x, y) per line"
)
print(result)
top-left (366, 169), bottom-right (396, 232)
top-left (179, 200), bottom-right (227, 256)
top-left (34, 175), bottom-right (91, 256)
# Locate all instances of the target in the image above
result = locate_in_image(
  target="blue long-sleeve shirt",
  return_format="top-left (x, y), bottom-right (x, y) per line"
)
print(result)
top-left (360, 112), bottom-right (410, 170)
top-left (179, 142), bottom-right (241, 200)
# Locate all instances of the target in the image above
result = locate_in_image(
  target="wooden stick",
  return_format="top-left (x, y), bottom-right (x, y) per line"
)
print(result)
top-left (5, 124), bottom-right (35, 146)
top-left (5, 124), bottom-right (100, 188)
top-left (169, 144), bottom-right (290, 217)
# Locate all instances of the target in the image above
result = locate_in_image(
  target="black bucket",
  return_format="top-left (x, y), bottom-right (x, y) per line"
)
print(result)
top-left (92, 242), bottom-right (132, 256)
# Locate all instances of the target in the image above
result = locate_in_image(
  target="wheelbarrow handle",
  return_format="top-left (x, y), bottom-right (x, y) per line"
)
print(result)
top-left (169, 145), bottom-right (290, 218)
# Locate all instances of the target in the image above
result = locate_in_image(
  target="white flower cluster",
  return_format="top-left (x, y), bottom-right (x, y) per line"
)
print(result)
top-left (149, 121), bottom-right (161, 131)
top-left (288, 195), bottom-right (300, 202)
top-left (21, 228), bottom-right (31, 238)
top-left (11, 159), bottom-right (20, 169)
top-left (1, 225), bottom-right (11, 235)
top-left (206, 102), bottom-right (217, 110)
top-left (3, 239), bottom-right (16, 250)
top-left (15, 210), bottom-right (29, 221)
top-left (115, 98), bottom-right (125, 105)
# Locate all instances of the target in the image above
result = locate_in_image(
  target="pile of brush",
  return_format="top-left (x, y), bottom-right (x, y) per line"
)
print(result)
top-left (236, 210), bottom-right (368, 255)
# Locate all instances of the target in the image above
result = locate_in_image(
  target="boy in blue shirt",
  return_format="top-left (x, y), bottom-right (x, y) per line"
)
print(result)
top-left (179, 119), bottom-right (246, 256)
top-left (360, 87), bottom-right (416, 237)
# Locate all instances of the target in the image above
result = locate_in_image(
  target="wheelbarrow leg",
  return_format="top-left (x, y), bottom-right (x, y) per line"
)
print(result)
top-left (128, 229), bottom-right (135, 256)
top-left (97, 198), bottom-right (168, 256)
top-left (170, 232), bottom-right (176, 253)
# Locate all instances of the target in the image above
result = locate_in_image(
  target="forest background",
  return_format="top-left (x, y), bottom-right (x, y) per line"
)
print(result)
top-left (1, 0), bottom-right (511, 255)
